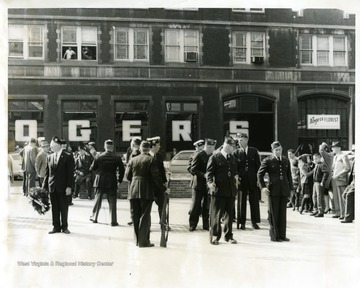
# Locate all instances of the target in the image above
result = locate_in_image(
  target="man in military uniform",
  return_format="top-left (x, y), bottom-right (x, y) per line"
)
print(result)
top-left (73, 144), bottom-right (93, 199)
top-left (257, 141), bottom-right (293, 242)
top-left (188, 138), bottom-right (216, 231)
top-left (207, 137), bottom-right (239, 245)
top-left (187, 139), bottom-right (205, 176)
top-left (126, 141), bottom-right (169, 247)
top-left (234, 133), bottom-right (261, 230)
top-left (147, 136), bottom-right (167, 221)
top-left (89, 140), bottom-right (125, 226)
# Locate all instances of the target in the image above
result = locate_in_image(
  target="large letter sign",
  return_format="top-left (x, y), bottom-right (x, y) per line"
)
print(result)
top-left (123, 120), bottom-right (141, 141)
top-left (68, 120), bottom-right (91, 141)
top-left (172, 120), bottom-right (192, 141)
top-left (229, 121), bottom-right (249, 137)
top-left (15, 120), bottom-right (37, 141)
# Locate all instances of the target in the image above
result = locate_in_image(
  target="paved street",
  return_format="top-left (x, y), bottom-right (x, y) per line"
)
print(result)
top-left (4, 180), bottom-right (360, 288)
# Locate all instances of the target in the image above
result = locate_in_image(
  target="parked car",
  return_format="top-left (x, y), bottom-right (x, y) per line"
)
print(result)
top-left (8, 152), bottom-right (23, 181)
top-left (167, 150), bottom-right (195, 174)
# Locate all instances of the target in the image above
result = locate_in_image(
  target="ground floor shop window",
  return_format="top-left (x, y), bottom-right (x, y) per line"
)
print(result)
top-left (62, 100), bottom-right (98, 151)
top-left (8, 99), bottom-right (44, 151)
top-left (166, 102), bottom-right (199, 152)
top-left (115, 101), bottom-right (149, 154)
top-left (297, 95), bottom-right (349, 151)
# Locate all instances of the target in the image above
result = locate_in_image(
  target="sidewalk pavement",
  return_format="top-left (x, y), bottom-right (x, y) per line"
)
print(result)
top-left (4, 181), bottom-right (360, 288)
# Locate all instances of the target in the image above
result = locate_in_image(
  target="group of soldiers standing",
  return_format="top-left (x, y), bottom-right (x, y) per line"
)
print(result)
top-left (187, 134), bottom-right (293, 244)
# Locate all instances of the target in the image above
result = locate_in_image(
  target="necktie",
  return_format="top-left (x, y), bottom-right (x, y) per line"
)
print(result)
top-left (54, 153), bottom-right (58, 166)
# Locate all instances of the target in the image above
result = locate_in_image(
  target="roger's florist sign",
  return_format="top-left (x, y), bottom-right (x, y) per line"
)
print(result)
top-left (307, 114), bottom-right (340, 130)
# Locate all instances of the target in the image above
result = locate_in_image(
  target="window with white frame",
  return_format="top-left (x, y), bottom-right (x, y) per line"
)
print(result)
top-left (114, 28), bottom-right (149, 61)
top-left (165, 29), bottom-right (199, 62)
top-left (299, 34), bottom-right (347, 66)
top-left (61, 26), bottom-right (97, 60)
top-left (233, 31), bottom-right (265, 63)
top-left (232, 8), bottom-right (265, 13)
top-left (8, 25), bottom-right (44, 59)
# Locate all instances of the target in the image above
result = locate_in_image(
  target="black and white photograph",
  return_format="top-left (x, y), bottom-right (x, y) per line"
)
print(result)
top-left (1, 0), bottom-right (359, 287)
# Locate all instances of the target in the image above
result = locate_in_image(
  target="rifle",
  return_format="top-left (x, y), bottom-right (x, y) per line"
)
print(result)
top-left (160, 172), bottom-right (171, 247)
top-left (208, 181), bottom-right (217, 244)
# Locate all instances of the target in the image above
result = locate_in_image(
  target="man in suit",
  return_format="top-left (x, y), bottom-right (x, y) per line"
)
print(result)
top-left (207, 137), bottom-right (239, 245)
top-left (43, 136), bottom-right (75, 234)
top-left (258, 141), bottom-right (293, 242)
top-left (126, 141), bottom-right (168, 247)
top-left (188, 138), bottom-right (216, 231)
top-left (73, 144), bottom-right (93, 199)
top-left (147, 136), bottom-right (167, 221)
top-left (234, 133), bottom-right (261, 230)
top-left (35, 140), bottom-right (50, 187)
top-left (330, 141), bottom-right (351, 219)
top-left (22, 138), bottom-right (38, 196)
top-left (89, 140), bottom-right (125, 226)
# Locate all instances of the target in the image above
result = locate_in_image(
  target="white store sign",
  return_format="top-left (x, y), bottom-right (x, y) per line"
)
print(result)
top-left (307, 114), bottom-right (340, 130)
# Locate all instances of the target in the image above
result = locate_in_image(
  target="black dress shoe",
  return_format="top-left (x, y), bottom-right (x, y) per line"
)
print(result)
top-left (189, 226), bottom-right (196, 231)
top-left (340, 220), bottom-right (353, 223)
top-left (139, 243), bottom-right (155, 248)
top-left (203, 227), bottom-right (209, 231)
top-left (271, 238), bottom-right (282, 242)
top-left (315, 213), bottom-right (324, 217)
top-left (240, 224), bottom-right (246, 230)
top-left (310, 211), bottom-right (319, 216)
top-left (111, 222), bottom-right (119, 227)
top-left (62, 229), bottom-right (70, 234)
top-left (69, 202), bottom-right (74, 206)
top-left (332, 215), bottom-right (340, 218)
top-left (252, 223), bottom-right (260, 230)
top-left (339, 217), bottom-right (344, 220)
top-left (48, 229), bottom-right (61, 234)
top-left (280, 237), bottom-right (290, 241)
top-left (127, 221), bottom-right (133, 226)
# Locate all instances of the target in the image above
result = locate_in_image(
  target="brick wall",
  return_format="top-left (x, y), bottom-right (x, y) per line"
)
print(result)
top-left (79, 178), bottom-right (192, 199)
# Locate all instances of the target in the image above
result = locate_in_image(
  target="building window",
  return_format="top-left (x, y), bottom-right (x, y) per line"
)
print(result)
top-left (115, 101), bottom-right (149, 153)
top-left (233, 32), bottom-right (265, 64)
top-left (114, 28), bottom-right (149, 61)
top-left (166, 102), bottom-right (199, 151)
top-left (165, 29), bottom-right (199, 62)
top-left (62, 100), bottom-right (98, 150)
top-left (8, 100), bottom-right (45, 148)
top-left (61, 26), bottom-right (97, 60)
top-left (8, 25), bottom-right (44, 59)
top-left (299, 35), bottom-right (347, 66)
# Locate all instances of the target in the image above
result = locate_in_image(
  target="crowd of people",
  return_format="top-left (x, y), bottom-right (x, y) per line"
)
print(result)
top-left (15, 133), bottom-right (355, 247)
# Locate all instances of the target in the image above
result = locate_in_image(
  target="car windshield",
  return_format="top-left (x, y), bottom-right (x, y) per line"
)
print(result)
top-left (10, 154), bottom-right (21, 160)
top-left (173, 152), bottom-right (193, 161)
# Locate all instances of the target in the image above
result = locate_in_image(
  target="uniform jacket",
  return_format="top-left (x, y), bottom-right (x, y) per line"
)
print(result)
top-left (90, 151), bottom-right (125, 189)
top-left (234, 146), bottom-right (261, 190)
top-left (43, 150), bottom-right (75, 194)
top-left (35, 149), bottom-right (48, 178)
top-left (189, 150), bottom-right (210, 190)
top-left (126, 153), bottom-right (167, 200)
top-left (257, 155), bottom-right (293, 197)
top-left (206, 151), bottom-right (238, 198)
